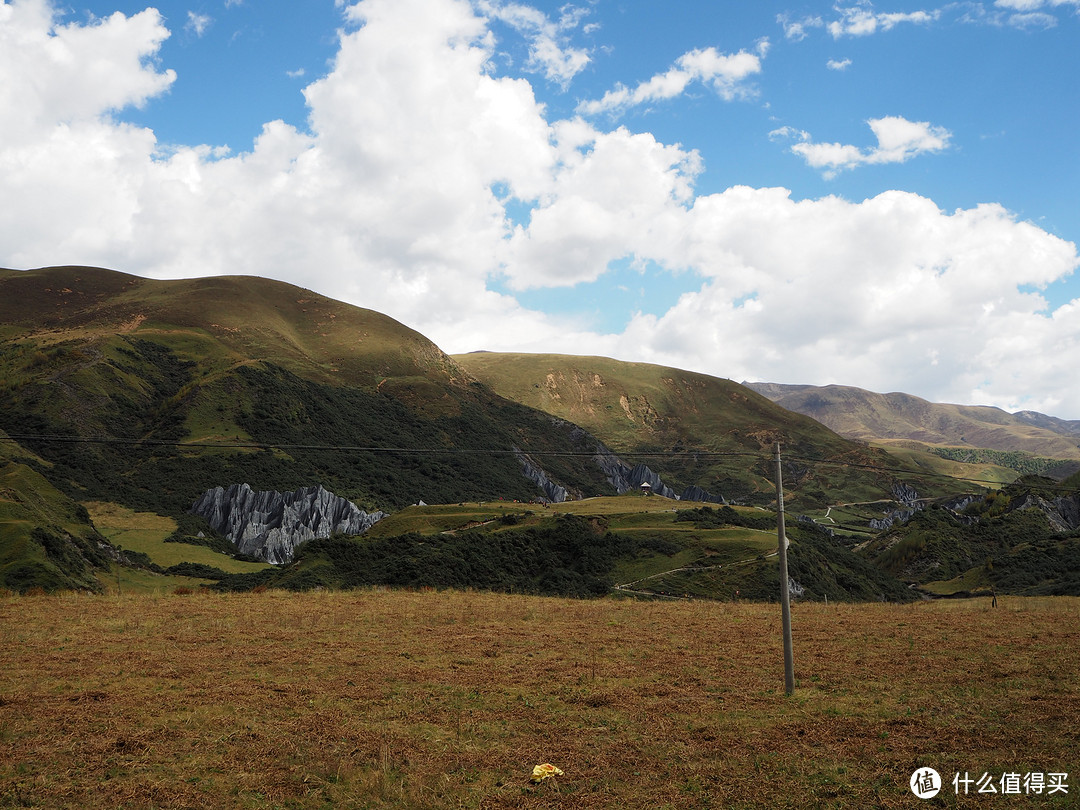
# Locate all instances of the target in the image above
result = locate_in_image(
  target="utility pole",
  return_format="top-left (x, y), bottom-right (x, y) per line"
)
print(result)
top-left (774, 443), bottom-right (795, 696)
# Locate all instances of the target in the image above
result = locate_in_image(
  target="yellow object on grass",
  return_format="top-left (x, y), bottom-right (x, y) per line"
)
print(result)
top-left (531, 763), bottom-right (564, 783)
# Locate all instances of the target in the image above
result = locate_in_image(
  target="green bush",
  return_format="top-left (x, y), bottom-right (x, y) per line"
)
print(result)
top-left (217, 514), bottom-right (639, 598)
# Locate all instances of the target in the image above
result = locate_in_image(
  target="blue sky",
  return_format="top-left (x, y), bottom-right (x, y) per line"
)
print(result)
top-left (2, 0), bottom-right (1080, 416)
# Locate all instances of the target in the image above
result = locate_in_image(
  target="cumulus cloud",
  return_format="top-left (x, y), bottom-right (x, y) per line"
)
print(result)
top-left (776, 116), bottom-right (952, 177)
top-left (609, 189), bottom-right (1080, 415)
top-left (1, 0), bottom-right (1080, 416)
top-left (0, 0), bottom-right (175, 143)
top-left (502, 121), bottom-right (703, 288)
top-left (827, 57), bottom-right (852, 70)
top-left (577, 40), bottom-right (767, 116)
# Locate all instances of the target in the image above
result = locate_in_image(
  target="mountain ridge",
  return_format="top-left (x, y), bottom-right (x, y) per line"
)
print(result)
top-left (744, 381), bottom-right (1080, 465)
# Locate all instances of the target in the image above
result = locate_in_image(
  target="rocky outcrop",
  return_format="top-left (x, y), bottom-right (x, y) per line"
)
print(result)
top-left (513, 448), bottom-right (570, 503)
top-left (514, 423), bottom-right (724, 504)
top-left (191, 483), bottom-right (386, 564)
top-left (591, 443), bottom-right (636, 493)
top-left (625, 463), bottom-right (678, 499)
top-left (1006, 493), bottom-right (1080, 532)
top-left (679, 485), bottom-right (726, 504)
top-left (892, 483), bottom-right (922, 507)
top-left (589, 439), bottom-right (727, 502)
top-left (869, 509), bottom-right (919, 531)
top-left (869, 484), bottom-right (924, 530)
top-left (591, 446), bottom-right (677, 498)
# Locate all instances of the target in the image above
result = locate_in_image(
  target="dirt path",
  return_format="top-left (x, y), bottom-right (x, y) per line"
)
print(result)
top-left (613, 547), bottom-right (780, 594)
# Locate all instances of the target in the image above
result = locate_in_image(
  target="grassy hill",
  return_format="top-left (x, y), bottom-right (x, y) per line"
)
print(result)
top-left (0, 267), bottom-right (626, 518)
top-left (210, 496), bottom-right (915, 603)
top-left (453, 351), bottom-right (965, 509)
top-left (0, 455), bottom-right (112, 592)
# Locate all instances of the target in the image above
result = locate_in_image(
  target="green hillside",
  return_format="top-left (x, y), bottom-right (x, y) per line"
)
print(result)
top-left (453, 351), bottom-right (964, 509)
top-left (0, 267), bottom-right (618, 519)
top-left (0, 456), bottom-right (111, 592)
top-left (861, 476), bottom-right (1080, 597)
top-left (0, 267), bottom-right (639, 590)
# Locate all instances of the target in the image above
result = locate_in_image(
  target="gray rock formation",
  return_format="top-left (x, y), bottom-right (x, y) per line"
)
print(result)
top-left (590, 445), bottom-right (678, 498)
top-left (1006, 492), bottom-right (1080, 532)
top-left (679, 485), bottom-right (726, 504)
top-left (869, 484), bottom-right (924, 530)
top-left (869, 509), bottom-right (919, 531)
top-left (512, 421), bottom-right (723, 504)
top-left (191, 483), bottom-right (386, 564)
top-left (625, 463), bottom-right (678, 499)
top-left (892, 483), bottom-right (922, 507)
top-left (513, 448), bottom-right (569, 503)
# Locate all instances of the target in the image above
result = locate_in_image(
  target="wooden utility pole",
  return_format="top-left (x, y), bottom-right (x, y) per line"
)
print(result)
top-left (774, 443), bottom-right (795, 696)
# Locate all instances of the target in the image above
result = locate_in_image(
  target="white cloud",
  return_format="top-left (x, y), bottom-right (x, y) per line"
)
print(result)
top-left (0, 0), bottom-right (175, 143)
top-left (2, 0), bottom-right (1080, 417)
top-left (826, 3), bottom-right (940, 37)
top-left (608, 188), bottom-right (1080, 415)
top-left (995, 0), bottom-right (1080, 9)
top-left (957, 0), bottom-right (1079, 26)
top-left (790, 1), bottom-right (1075, 39)
top-left (502, 122), bottom-right (703, 288)
top-left (827, 57), bottom-right (852, 70)
top-left (577, 41), bottom-right (767, 116)
top-left (185, 11), bottom-right (212, 37)
top-left (768, 125), bottom-right (810, 143)
top-left (777, 13), bottom-right (823, 41)
top-left (778, 116), bottom-right (951, 177)
top-left (477, 0), bottom-right (591, 86)
top-left (1005, 10), bottom-right (1059, 27)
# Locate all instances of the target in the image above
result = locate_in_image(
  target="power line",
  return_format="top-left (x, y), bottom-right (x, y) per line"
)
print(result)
top-left (0, 431), bottom-right (1074, 490)
top-left (0, 432), bottom-right (758, 458)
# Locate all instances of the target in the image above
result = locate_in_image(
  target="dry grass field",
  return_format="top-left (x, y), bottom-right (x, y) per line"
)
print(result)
top-left (1, 590), bottom-right (1078, 809)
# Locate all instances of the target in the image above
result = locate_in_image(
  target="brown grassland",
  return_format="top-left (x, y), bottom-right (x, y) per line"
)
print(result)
top-left (1, 590), bottom-right (1078, 809)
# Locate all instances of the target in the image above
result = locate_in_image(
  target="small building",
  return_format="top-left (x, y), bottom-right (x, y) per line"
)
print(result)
top-left (640, 481), bottom-right (652, 496)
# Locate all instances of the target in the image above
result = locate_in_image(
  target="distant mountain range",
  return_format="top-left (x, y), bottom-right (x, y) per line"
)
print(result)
top-left (744, 381), bottom-right (1080, 478)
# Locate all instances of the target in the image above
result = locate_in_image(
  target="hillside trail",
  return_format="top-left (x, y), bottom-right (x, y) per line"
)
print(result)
top-left (613, 545), bottom-right (781, 597)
